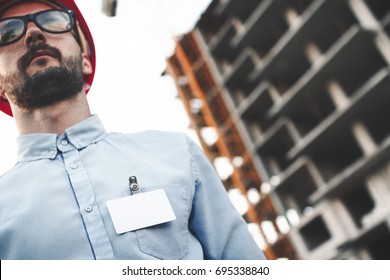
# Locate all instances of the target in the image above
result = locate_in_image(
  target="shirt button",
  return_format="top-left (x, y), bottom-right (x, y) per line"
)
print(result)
top-left (85, 205), bottom-right (93, 213)
top-left (48, 151), bottom-right (55, 156)
top-left (70, 163), bottom-right (78, 169)
top-left (61, 140), bottom-right (68, 146)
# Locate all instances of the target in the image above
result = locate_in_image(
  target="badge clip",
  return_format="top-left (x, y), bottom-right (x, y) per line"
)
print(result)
top-left (129, 176), bottom-right (140, 195)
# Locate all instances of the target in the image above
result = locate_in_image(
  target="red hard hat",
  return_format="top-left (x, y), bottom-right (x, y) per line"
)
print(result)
top-left (0, 0), bottom-right (96, 117)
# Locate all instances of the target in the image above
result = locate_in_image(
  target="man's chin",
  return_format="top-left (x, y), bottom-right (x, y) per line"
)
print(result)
top-left (25, 59), bottom-right (61, 77)
top-left (5, 55), bottom-right (84, 112)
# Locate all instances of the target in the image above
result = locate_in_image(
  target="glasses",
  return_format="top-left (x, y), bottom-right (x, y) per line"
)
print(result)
top-left (0, 9), bottom-right (79, 46)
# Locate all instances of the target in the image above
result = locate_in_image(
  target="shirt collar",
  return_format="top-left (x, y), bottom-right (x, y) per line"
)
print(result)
top-left (17, 115), bottom-right (108, 162)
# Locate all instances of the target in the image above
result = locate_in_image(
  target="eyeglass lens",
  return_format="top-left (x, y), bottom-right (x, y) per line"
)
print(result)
top-left (0, 10), bottom-right (72, 46)
top-left (0, 19), bottom-right (24, 45)
top-left (36, 11), bottom-right (72, 32)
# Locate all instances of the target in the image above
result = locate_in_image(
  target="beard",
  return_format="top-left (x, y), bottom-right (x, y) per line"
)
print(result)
top-left (0, 44), bottom-right (84, 112)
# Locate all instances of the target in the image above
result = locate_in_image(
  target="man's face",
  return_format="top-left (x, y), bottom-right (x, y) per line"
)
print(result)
top-left (0, 1), bottom-right (91, 112)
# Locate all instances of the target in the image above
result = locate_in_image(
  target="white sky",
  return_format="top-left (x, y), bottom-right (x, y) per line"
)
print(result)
top-left (0, 0), bottom-right (212, 174)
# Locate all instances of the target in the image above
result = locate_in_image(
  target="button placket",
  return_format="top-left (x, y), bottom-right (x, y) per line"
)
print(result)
top-left (62, 147), bottom-right (113, 259)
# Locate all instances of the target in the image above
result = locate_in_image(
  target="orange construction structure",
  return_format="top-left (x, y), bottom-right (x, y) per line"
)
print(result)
top-left (166, 31), bottom-right (297, 259)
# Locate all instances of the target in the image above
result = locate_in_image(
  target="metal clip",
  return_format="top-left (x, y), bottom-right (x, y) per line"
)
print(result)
top-left (129, 176), bottom-right (140, 194)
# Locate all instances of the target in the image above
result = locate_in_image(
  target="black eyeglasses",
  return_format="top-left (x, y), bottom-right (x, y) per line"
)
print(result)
top-left (0, 9), bottom-right (79, 46)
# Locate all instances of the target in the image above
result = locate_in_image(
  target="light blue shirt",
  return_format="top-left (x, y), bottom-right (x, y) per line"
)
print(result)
top-left (0, 115), bottom-right (266, 260)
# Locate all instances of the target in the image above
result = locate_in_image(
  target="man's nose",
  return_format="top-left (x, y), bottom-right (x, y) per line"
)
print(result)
top-left (24, 22), bottom-right (46, 46)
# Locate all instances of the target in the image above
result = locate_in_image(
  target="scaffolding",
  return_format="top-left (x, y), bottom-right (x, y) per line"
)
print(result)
top-left (167, 0), bottom-right (390, 259)
top-left (167, 31), bottom-right (296, 260)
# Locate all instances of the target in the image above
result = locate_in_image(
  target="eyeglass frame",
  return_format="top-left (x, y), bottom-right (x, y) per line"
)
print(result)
top-left (0, 8), bottom-right (81, 47)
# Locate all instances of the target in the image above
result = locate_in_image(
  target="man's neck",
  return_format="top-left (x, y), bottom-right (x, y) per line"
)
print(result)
top-left (14, 93), bottom-right (91, 135)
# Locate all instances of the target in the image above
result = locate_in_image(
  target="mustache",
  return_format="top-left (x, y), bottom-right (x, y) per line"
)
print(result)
top-left (17, 44), bottom-right (62, 73)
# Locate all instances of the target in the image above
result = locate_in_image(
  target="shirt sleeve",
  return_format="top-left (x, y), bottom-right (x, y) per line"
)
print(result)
top-left (186, 136), bottom-right (267, 260)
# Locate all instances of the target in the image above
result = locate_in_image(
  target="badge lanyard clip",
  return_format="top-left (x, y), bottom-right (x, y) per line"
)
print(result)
top-left (129, 176), bottom-right (140, 195)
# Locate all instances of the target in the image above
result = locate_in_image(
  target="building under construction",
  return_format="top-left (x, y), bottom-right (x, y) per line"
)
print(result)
top-left (166, 0), bottom-right (390, 259)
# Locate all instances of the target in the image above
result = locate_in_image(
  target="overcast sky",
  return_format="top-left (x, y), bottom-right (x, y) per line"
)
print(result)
top-left (0, 0), bottom-right (212, 174)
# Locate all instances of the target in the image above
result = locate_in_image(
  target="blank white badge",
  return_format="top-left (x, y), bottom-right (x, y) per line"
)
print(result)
top-left (106, 189), bottom-right (176, 234)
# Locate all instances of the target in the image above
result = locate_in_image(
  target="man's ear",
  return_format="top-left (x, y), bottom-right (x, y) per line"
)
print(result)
top-left (82, 53), bottom-right (93, 75)
top-left (0, 86), bottom-right (9, 103)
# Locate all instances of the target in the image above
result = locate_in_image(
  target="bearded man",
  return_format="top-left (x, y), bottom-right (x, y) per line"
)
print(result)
top-left (0, 0), bottom-right (266, 260)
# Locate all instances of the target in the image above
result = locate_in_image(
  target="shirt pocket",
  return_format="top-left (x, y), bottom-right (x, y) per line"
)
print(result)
top-left (135, 184), bottom-right (190, 259)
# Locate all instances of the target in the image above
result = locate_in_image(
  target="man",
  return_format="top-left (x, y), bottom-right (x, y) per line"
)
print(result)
top-left (0, 0), bottom-right (266, 260)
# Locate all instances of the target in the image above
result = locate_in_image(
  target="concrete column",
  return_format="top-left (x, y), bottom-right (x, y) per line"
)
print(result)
top-left (370, 163), bottom-right (390, 205)
top-left (374, 33), bottom-right (390, 66)
top-left (305, 41), bottom-right (323, 67)
top-left (327, 80), bottom-right (350, 110)
top-left (285, 7), bottom-right (300, 28)
top-left (351, 121), bottom-right (377, 156)
top-left (363, 163), bottom-right (390, 226)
